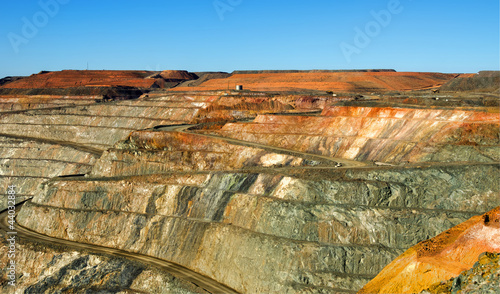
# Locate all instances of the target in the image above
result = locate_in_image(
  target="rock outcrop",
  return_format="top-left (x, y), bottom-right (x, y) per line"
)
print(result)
top-left (422, 252), bottom-right (500, 294)
top-left (15, 97), bottom-right (500, 292)
top-left (358, 207), bottom-right (500, 293)
top-left (0, 235), bottom-right (206, 293)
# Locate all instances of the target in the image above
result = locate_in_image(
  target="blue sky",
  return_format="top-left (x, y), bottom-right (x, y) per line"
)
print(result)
top-left (0, 0), bottom-right (498, 78)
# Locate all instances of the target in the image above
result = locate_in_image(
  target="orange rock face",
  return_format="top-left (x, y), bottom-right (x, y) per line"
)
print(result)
top-left (358, 207), bottom-right (500, 294)
top-left (170, 71), bottom-right (456, 93)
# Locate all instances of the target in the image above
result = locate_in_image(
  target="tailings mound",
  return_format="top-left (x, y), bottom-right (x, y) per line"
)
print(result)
top-left (171, 71), bottom-right (456, 93)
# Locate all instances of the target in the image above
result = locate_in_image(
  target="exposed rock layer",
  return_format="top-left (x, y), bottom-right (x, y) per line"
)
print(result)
top-left (0, 81), bottom-right (498, 293)
top-left (358, 207), bottom-right (500, 294)
top-left (0, 235), bottom-right (206, 293)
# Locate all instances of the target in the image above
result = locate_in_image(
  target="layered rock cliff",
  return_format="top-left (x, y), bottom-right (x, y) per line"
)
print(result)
top-left (1, 75), bottom-right (498, 293)
top-left (0, 232), bottom-right (207, 293)
top-left (12, 94), bottom-right (500, 293)
top-left (217, 106), bottom-right (500, 164)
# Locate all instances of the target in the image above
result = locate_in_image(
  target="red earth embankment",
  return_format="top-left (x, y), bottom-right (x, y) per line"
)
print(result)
top-left (358, 206), bottom-right (500, 294)
top-left (0, 70), bottom-right (195, 89)
top-left (171, 71), bottom-right (457, 93)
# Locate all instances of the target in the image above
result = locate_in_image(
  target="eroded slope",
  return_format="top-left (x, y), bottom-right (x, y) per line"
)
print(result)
top-left (359, 207), bottom-right (500, 294)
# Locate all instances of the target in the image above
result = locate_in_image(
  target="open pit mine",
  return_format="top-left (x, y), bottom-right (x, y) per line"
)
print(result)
top-left (0, 69), bottom-right (499, 293)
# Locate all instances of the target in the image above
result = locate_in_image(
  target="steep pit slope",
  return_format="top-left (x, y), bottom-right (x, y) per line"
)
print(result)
top-left (91, 130), bottom-right (327, 177)
top-left (3, 86), bottom-right (499, 293)
top-left (0, 94), bottom-right (216, 150)
top-left (359, 207), bottom-right (500, 294)
top-left (18, 126), bottom-right (500, 293)
top-left (217, 105), bottom-right (500, 164)
top-left (0, 232), bottom-right (207, 293)
top-left (0, 95), bottom-right (99, 112)
top-left (0, 92), bottom-right (317, 211)
top-left (171, 71), bottom-right (456, 93)
top-left (422, 252), bottom-right (500, 294)
top-left (0, 135), bottom-right (99, 209)
top-left (18, 164), bottom-right (499, 293)
top-left (0, 94), bottom-right (213, 210)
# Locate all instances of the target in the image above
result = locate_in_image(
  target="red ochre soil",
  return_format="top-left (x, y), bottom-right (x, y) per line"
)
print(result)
top-left (170, 71), bottom-right (457, 93)
top-left (0, 70), bottom-right (194, 89)
top-left (2, 70), bottom-right (458, 93)
top-left (358, 206), bottom-right (500, 294)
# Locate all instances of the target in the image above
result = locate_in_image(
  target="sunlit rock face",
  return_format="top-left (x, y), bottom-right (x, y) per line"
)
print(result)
top-left (2, 72), bottom-right (499, 293)
top-left (0, 135), bottom-right (98, 209)
top-left (421, 252), bottom-right (500, 294)
top-left (0, 92), bottom-right (299, 210)
top-left (359, 207), bottom-right (500, 294)
top-left (218, 106), bottom-right (500, 163)
top-left (17, 138), bottom-right (499, 293)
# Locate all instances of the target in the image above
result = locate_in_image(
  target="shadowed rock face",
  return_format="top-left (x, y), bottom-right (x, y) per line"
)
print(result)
top-left (358, 207), bottom-right (500, 294)
top-left (1, 80), bottom-right (499, 293)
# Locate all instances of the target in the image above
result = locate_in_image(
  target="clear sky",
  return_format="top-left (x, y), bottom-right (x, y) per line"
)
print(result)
top-left (0, 0), bottom-right (498, 78)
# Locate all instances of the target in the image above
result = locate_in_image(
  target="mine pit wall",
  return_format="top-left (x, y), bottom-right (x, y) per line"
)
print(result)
top-left (0, 93), bottom-right (308, 150)
top-left (18, 163), bottom-right (500, 293)
top-left (0, 135), bottom-right (98, 210)
top-left (218, 106), bottom-right (500, 163)
top-left (0, 98), bottom-right (203, 149)
top-left (0, 236), bottom-right (205, 294)
top-left (91, 131), bottom-right (318, 177)
top-left (0, 96), bottom-right (100, 112)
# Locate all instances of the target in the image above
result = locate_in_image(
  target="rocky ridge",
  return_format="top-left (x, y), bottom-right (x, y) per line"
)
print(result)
top-left (359, 207), bottom-right (500, 293)
top-left (422, 252), bottom-right (500, 294)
